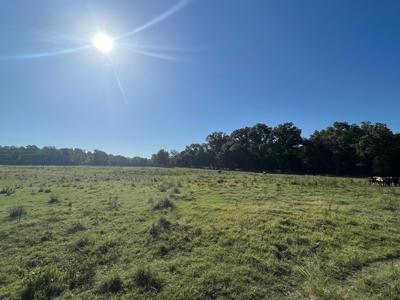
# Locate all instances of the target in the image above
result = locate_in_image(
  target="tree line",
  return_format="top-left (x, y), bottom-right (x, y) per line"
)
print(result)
top-left (1, 121), bottom-right (399, 176)
top-left (0, 146), bottom-right (148, 167)
top-left (151, 122), bottom-right (400, 176)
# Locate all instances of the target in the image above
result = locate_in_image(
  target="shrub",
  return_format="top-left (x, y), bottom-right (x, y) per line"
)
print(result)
top-left (48, 196), bottom-right (60, 204)
top-left (132, 267), bottom-right (163, 292)
top-left (152, 199), bottom-right (175, 211)
top-left (20, 266), bottom-right (66, 300)
top-left (9, 206), bottom-right (25, 220)
top-left (97, 272), bottom-right (123, 294)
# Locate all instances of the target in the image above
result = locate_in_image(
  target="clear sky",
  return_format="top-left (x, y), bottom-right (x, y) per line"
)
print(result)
top-left (1, 0), bottom-right (399, 157)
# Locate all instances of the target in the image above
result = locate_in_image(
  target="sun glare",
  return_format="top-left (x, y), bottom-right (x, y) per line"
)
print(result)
top-left (93, 32), bottom-right (114, 53)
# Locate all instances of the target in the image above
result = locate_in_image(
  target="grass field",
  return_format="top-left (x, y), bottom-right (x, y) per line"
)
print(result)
top-left (0, 166), bottom-right (399, 299)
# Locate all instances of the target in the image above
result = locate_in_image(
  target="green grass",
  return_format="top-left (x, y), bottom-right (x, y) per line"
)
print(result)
top-left (0, 166), bottom-right (399, 299)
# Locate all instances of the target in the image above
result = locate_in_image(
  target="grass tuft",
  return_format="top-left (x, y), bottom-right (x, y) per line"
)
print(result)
top-left (97, 272), bottom-right (124, 294)
top-left (152, 198), bottom-right (175, 211)
top-left (48, 196), bottom-right (60, 204)
top-left (9, 206), bottom-right (25, 220)
top-left (131, 267), bottom-right (163, 292)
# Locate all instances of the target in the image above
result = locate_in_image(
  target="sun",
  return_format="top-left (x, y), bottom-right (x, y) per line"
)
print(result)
top-left (93, 32), bottom-right (114, 53)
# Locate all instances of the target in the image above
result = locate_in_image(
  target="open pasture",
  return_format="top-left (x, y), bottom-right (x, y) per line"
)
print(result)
top-left (0, 166), bottom-right (399, 299)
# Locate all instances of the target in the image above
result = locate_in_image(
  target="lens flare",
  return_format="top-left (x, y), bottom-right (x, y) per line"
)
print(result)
top-left (93, 33), bottom-right (114, 53)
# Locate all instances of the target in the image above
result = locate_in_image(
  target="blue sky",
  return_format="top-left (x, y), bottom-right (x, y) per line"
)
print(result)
top-left (1, 0), bottom-right (399, 157)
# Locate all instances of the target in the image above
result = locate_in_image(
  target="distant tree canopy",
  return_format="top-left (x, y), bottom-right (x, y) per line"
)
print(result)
top-left (0, 146), bottom-right (148, 167)
top-left (159, 121), bottom-right (400, 176)
top-left (1, 121), bottom-right (399, 176)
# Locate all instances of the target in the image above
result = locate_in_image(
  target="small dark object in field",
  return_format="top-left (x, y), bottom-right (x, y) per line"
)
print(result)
top-left (152, 199), bottom-right (175, 211)
top-left (48, 196), bottom-right (60, 204)
top-left (0, 186), bottom-right (15, 196)
top-left (132, 267), bottom-right (163, 292)
top-left (98, 273), bottom-right (123, 294)
top-left (9, 206), bottom-right (25, 220)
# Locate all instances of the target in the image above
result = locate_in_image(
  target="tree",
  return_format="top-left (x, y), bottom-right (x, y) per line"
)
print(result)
top-left (270, 123), bottom-right (303, 172)
top-left (308, 122), bottom-right (362, 175)
top-left (151, 149), bottom-right (170, 167)
top-left (357, 122), bottom-right (394, 175)
top-left (206, 132), bottom-right (230, 168)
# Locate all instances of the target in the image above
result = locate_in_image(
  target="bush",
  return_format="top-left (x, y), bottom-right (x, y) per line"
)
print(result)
top-left (132, 267), bottom-right (163, 292)
top-left (152, 199), bottom-right (175, 211)
top-left (9, 206), bottom-right (25, 220)
top-left (97, 272), bottom-right (123, 294)
top-left (21, 266), bottom-right (66, 300)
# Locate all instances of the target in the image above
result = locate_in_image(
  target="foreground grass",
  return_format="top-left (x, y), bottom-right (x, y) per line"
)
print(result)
top-left (0, 166), bottom-right (399, 299)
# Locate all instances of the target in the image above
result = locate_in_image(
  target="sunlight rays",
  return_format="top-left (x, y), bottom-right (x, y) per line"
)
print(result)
top-left (0, 44), bottom-right (92, 60)
top-left (107, 55), bottom-right (127, 103)
top-left (0, 0), bottom-right (193, 61)
top-left (118, 43), bottom-right (186, 62)
top-left (0, 0), bottom-right (195, 103)
top-left (114, 0), bottom-right (191, 40)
